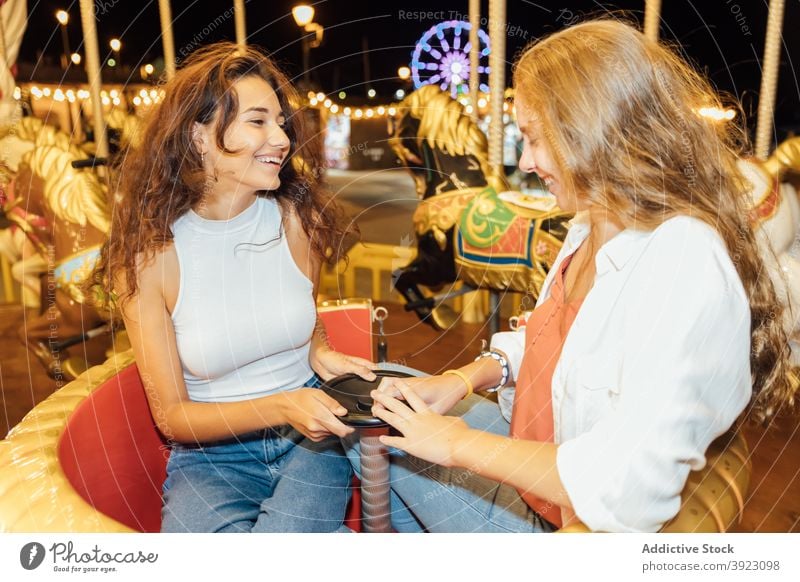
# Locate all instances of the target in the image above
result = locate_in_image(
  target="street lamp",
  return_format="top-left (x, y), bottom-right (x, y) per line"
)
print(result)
top-left (55, 10), bottom-right (71, 70)
top-left (109, 38), bottom-right (121, 68)
top-left (292, 4), bottom-right (314, 27)
top-left (140, 63), bottom-right (155, 81)
top-left (396, 66), bottom-right (411, 100)
top-left (292, 4), bottom-right (323, 89)
top-left (70, 53), bottom-right (82, 65)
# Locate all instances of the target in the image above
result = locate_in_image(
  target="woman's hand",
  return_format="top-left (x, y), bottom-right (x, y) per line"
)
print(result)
top-left (276, 387), bottom-right (355, 441)
top-left (311, 347), bottom-right (377, 382)
top-left (371, 383), bottom-right (471, 467)
top-left (376, 374), bottom-right (467, 415)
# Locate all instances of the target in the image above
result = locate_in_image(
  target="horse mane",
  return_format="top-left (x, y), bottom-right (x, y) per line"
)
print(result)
top-left (14, 117), bottom-right (110, 233)
top-left (764, 136), bottom-right (800, 178)
top-left (393, 85), bottom-right (498, 183)
top-left (106, 109), bottom-right (143, 149)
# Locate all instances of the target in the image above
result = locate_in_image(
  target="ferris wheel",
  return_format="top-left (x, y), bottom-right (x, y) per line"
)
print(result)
top-left (410, 20), bottom-right (491, 98)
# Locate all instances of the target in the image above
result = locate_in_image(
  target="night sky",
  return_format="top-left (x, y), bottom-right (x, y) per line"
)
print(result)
top-left (17, 0), bottom-right (800, 135)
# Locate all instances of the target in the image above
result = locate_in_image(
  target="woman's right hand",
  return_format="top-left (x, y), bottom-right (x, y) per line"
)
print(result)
top-left (375, 374), bottom-right (467, 416)
top-left (276, 388), bottom-right (355, 441)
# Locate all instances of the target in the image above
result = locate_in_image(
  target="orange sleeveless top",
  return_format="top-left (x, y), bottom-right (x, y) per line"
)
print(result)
top-left (510, 253), bottom-right (583, 528)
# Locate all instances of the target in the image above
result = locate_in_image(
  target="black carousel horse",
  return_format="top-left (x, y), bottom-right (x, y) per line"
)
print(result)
top-left (389, 85), bottom-right (572, 330)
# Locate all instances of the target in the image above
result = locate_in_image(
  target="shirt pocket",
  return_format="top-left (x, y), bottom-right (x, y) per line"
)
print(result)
top-left (574, 354), bottom-right (621, 433)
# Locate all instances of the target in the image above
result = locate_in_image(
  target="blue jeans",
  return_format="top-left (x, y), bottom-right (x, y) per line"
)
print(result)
top-left (342, 394), bottom-right (554, 533)
top-left (161, 384), bottom-right (353, 533)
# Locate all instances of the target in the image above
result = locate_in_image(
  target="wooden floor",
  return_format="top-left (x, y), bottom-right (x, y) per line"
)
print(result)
top-left (1, 301), bottom-right (798, 532)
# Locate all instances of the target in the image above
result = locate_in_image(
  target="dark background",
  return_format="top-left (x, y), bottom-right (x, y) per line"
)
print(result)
top-left (17, 0), bottom-right (800, 138)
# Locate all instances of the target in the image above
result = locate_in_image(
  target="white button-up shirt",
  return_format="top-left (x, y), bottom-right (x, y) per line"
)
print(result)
top-left (491, 213), bottom-right (752, 532)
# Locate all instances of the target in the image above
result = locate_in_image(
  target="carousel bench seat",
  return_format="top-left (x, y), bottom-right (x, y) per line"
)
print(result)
top-left (0, 297), bottom-right (752, 532)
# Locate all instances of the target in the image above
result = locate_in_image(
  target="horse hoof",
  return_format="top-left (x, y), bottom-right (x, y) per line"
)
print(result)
top-left (430, 305), bottom-right (458, 331)
top-left (62, 357), bottom-right (89, 381)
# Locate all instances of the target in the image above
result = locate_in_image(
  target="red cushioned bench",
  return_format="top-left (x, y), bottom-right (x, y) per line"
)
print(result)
top-left (0, 299), bottom-right (373, 532)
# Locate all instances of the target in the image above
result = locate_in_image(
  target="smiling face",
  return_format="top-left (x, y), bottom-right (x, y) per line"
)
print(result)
top-left (515, 94), bottom-right (584, 213)
top-left (194, 76), bottom-right (291, 197)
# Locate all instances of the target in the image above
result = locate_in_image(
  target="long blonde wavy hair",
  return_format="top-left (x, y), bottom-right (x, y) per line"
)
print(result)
top-left (513, 19), bottom-right (795, 423)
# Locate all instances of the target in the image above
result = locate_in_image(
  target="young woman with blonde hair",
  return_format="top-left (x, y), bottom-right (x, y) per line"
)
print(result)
top-left (365, 19), bottom-right (795, 533)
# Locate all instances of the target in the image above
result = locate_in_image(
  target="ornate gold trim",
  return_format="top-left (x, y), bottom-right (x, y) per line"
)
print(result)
top-left (317, 298), bottom-right (374, 313)
top-left (0, 350), bottom-right (137, 532)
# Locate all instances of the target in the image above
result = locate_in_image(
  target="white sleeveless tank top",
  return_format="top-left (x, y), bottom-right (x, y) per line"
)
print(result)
top-left (170, 196), bottom-right (315, 402)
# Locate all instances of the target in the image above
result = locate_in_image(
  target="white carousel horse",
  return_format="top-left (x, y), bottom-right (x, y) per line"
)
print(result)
top-left (742, 137), bottom-right (800, 362)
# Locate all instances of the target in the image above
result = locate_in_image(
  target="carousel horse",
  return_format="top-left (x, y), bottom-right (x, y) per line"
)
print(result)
top-left (389, 85), bottom-right (572, 330)
top-left (741, 137), bottom-right (800, 362)
top-left (0, 113), bottom-right (138, 380)
top-left (390, 86), bottom-right (800, 339)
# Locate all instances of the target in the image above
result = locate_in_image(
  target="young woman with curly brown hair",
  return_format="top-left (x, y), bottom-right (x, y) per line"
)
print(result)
top-left (92, 43), bottom-right (375, 532)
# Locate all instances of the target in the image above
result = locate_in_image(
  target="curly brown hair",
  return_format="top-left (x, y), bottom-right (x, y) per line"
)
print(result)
top-left (91, 42), bottom-right (348, 306)
top-left (514, 19), bottom-right (796, 423)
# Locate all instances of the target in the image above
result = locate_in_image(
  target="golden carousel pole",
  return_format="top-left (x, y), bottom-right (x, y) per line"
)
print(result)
top-left (755, 0), bottom-right (786, 161)
top-left (78, 0), bottom-right (109, 170)
top-left (487, 0), bottom-right (505, 177)
top-left (234, 0), bottom-right (247, 49)
top-left (0, 0), bottom-right (27, 124)
top-left (468, 0), bottom-right (480, 121)
top-left (484, 0), bottom-right (508, 333)
top-left (644, 0), bottom-right (662, 42)
top-left (158, 0), bottom-right (176, 80)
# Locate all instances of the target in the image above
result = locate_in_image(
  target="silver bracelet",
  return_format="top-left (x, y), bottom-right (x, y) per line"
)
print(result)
top-left (474, 341), bottom-right (509, 393)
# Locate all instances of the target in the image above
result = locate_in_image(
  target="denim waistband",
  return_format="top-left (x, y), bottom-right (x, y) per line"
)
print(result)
top-left (173, 375), bottom-right (321, 451)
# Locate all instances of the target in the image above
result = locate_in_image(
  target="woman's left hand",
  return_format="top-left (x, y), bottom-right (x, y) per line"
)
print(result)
top-left (371, 383), bottom-right (470, 468)
top-left (311, 347), bottom-right (377, 382)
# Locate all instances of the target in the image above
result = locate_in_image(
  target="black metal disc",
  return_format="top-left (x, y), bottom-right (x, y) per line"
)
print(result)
top-left (320, 370), bottom-right (414, 427)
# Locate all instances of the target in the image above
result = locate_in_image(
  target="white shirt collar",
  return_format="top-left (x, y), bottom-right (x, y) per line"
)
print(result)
top-left (564, 212), bottom-right (651, 276)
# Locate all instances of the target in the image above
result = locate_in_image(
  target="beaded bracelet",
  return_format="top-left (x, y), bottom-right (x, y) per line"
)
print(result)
top-left (474, 343), bottom-right (509, 393)
top-left (443, 369), bottom-right (474, 400)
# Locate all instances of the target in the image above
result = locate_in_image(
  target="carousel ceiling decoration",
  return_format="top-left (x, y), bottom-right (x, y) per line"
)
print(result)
top-left (411, 20), bottom-right (491, 98)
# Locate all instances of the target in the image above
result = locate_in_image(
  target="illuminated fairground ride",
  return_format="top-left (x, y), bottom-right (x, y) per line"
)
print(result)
top-left (0, 0), bottom-right (797, 534)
